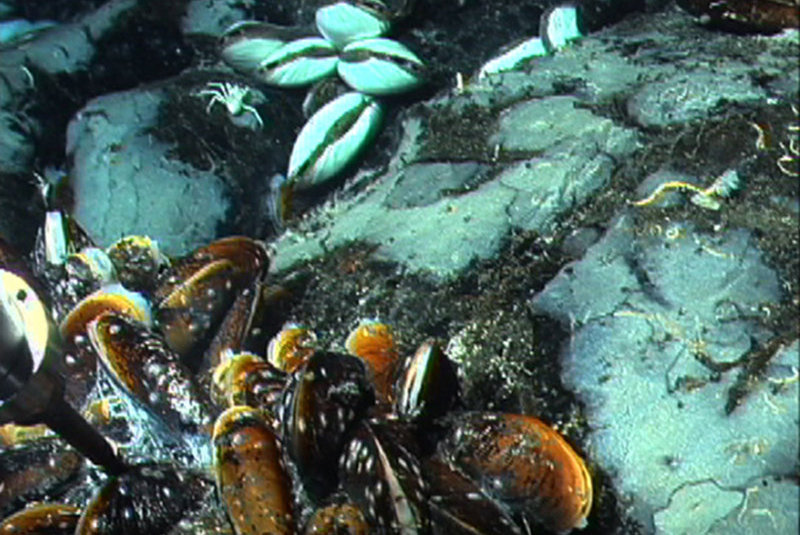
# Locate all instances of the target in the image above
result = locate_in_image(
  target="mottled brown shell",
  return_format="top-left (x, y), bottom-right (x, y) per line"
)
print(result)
top-left (0, 503), bottom-right (80, 534)
top-left (75, 464), bottom-right (208, 535)
top-left (442, 412), bottom-right (593, 533)
top-left (213, 406), bottom-right (294, 535)
top-left (303, 503), bottom-right (369, 534)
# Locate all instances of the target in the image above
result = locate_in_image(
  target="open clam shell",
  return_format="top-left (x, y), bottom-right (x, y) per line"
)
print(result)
top-left (288, 91), bottom-right (383, 188)
top-left (257, 37), bottom-right (339, 88)
top-left (315, 1), bottom-right (391, 49)
top-left (337, 37), bottom-right (425, 95)
top-left (220, 21), bottom-right (311, 74)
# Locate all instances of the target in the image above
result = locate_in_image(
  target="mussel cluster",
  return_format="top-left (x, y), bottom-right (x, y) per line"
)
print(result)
top-left (0, 211), bottom-right (592, 534)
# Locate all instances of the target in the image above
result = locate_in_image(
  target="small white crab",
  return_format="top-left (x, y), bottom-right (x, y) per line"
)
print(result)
top-left (196, 81), bottom-right (263, 128)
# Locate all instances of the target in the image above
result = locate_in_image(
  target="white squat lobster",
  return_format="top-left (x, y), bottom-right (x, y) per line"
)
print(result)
top-left (196, 81), bottom-right (263, 128)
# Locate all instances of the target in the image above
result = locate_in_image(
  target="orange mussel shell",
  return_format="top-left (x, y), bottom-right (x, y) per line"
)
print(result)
top-left (304, 503), bottom-right (369, 535)
top-left (444, 412), bottom-right (593, 533)
top-left (213, 406), bottom-right (294, 535)
top-left (267, 323), bottom-right (317, 373)
top-left (345, 320), bottom-right (399, 404)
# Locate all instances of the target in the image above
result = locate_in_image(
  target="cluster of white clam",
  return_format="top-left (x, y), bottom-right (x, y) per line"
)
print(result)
top-left (213, 1), bottom-right (426, 202)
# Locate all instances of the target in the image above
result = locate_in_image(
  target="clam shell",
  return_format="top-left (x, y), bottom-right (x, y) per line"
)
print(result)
top-left (257, 36), bottom-right (339, 87)
top-left (540, 4), bottom-right (583, 52)
top-left (337, 37), bottom-right (425, 95)
top-left (315, 1), bottom-right (391, 49)
top-left (220, 21), bottom-right (311, 74)
top-left (288, 92), bottom-right (383, 188)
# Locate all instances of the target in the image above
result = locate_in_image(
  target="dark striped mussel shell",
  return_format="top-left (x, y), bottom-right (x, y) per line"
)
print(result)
top-left (154, 236), bottom-right (268, 363)
top-left (440, 412), bottom-right (593, 533)
top-left (0, 503), bottom-right (81, 534)
top-left (339, 417), bottom-right (429, 533)
top-left (87, 312), bottom-right (213, 435)
top-left (423, 456), bottom-right (521, 535)
top-left (0, 437), bottom-right (84, 519)
top-left (75, 463), bottom-right (209, 535)
top-left (394, 340), bottom-right (459, 425)
top-left (280, 350), bottom-right (375, 498)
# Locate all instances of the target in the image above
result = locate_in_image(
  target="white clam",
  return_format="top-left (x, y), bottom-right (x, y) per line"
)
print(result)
top-left (315, 1), bottom-right (391, 49)
top-left (219, 21), bottom-right (306, 74)
top-left (337, 38), bottom-right (425, 95)
top-left (288, 91), bottom-right (384, 188)
top-left (540, 4), bottom-right (583, 52)
top-left (43, 210), bottom-right (68, 265)
top-left (257, 37), bottom-right (339, 87)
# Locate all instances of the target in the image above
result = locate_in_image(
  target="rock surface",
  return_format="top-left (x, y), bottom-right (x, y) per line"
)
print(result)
top-left (0, 0), bottom-right (797, 533)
